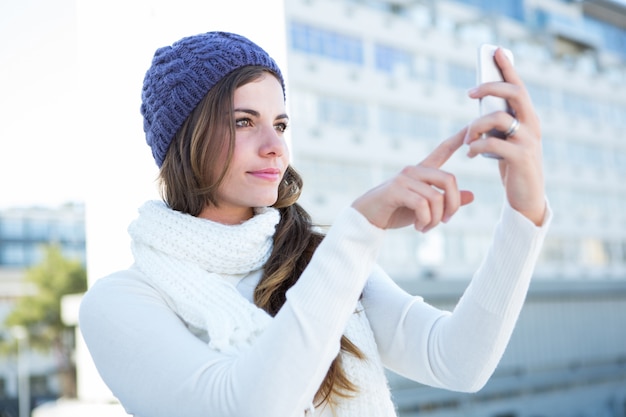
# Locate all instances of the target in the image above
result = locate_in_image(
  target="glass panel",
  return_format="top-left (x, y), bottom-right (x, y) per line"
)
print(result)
top-left (374, 44), bottom-right (414, 76)
top-left (378, 106), bottom-right (439, 140)
top-left (447, 63), bottom-right (475, 90)
top-left (1, 243), bottom-right (27, 266)
top-left (290, 22), bottom-right (364, 65)
top-left (0, 217), bottom-right (24, 238)
top-left (318, 96), bottom-right (368, 128)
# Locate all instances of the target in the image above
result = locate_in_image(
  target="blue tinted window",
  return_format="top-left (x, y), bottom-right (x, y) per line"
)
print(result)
top-left (290, 22), bottom-right (364, 65)
top-left (526, 82), bottom-right (553, 110)
top-left (542, 136), bottom-right (559, 167)
top-left (0, 218), bottom-right (24, 239)
top-left (379, 107), bottom-right (439, 140)
top-left (0, 243), bottom-right (26, 266)
top-left (447, 63), bottom-right (475, 90)
top-left (374, 44), bottom-right (413, 74)
top-left (26, 219), bottom-right (50, 240)
top-left (584, 16), bottom-right (626, 57)
top-left (318, 96), bottom-right (368, 128)
top-left (561, 91), bottom-right (596, 120)
top-left (615, 150), bottom-right (626, 175)
top-left (455, 0), bottom-right (524, 22)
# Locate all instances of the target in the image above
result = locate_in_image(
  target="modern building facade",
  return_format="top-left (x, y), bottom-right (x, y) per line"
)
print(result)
top-left (0, 203), bottom-right (86, 409)
top-left (0, 203), bottom-right (86, 269)
top-left (283, 0), bottom-right (626, 416)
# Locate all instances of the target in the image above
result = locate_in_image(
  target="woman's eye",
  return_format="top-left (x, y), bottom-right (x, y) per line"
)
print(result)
top-left (275, 122), bottom-right (288, 133)
top-left (235, 118), bottom-right (251, 128)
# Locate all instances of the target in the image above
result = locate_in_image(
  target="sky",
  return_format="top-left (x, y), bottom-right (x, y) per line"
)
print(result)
top-left (0, 0), bottom-right (288, 210)
top-left (0, 0), bottom-right (83, 208)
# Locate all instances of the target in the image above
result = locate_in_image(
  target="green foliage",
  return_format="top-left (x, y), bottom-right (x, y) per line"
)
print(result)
top-left (4, 244), bottom-right (87, 351)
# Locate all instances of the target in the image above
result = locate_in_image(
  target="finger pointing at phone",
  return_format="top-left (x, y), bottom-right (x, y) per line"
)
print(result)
top-left (352, 129), bottom-right (474, 232)
top-left (465, 47), bottom-right (546, 226)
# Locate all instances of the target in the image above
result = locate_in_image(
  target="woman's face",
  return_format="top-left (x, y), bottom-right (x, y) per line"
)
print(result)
top-left (199, 74), bottom-right (289, 224)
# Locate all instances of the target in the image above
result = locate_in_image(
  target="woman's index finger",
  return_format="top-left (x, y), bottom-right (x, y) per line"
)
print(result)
top-left (418, 127), bottom-right (466, 169)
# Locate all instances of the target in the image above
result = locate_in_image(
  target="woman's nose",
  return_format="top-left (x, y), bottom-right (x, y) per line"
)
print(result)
top-left (260, 125), bottom-right (286, 157)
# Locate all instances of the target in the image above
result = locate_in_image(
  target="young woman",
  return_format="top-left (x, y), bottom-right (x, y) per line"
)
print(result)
top-left (79, 31), bottom-right (551, 417)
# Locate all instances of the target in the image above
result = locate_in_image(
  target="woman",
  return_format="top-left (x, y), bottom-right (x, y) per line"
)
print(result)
top-left (79, 31), bottom-right (550, 417)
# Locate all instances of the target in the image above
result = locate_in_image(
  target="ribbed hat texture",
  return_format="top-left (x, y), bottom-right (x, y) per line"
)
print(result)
top-left (140, 31), bottom-right (285, 167)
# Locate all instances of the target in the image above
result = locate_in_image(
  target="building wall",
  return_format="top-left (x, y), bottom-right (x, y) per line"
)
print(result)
top-left (0, 203), bottom-right (85, 401)
top-left (283, 0), bottom-right (626, 415)
top-left (390, 280), bottom-right (626, 416)
top-left (284, 0), bottom-right (626, 281)
top-left (0, 204), bottom-right (85, 269)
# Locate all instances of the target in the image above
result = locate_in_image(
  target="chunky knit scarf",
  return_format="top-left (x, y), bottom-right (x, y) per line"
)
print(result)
top-left (128, 200), bottom-right (397, 416)
top-left (128, 200), bottom-right (278, 353)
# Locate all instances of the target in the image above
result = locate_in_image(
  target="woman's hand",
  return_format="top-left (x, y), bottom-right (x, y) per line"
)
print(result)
top-left (352, 130), bottom-right (474, 231)
top-left (465, 48), bottom-right (546, 226)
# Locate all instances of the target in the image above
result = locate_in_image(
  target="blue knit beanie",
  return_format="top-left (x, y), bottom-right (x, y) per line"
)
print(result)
top-left (141, 31), bottom-right (285, 167)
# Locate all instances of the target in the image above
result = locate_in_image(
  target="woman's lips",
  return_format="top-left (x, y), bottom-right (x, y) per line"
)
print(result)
top-left (248, 168), bottom-right (281, 181)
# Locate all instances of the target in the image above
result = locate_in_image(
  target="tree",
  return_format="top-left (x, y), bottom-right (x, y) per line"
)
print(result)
top-left (4, 244), bottom-right (87, 399)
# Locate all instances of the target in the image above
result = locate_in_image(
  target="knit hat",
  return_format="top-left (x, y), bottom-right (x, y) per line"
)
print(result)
top-left (140, 31), bottom-right (285, 167)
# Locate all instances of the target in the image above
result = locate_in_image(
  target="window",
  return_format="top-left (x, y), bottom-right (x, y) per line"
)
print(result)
top-left (460, 177), bottom-right (503, 210)
top-left (561, 91), bottom-right (596, 121)
top-left (30, 375), bottom-right (51, 397)
top-left (581, 237), bottom-right (610, 267)
top-left (617, 106), bottom-right (626, 129)
top-left (27, 244), bottom-right (45, 266)
top-left (455, 0), bottom-right (525, 22)
top-left (525, 82), bottom-right (553, 111)
top-left (290, 22), bottom-right (364, 65)
top-left (620, 241), bottom-right (626, 263)
top-left (26, 218), bottom-right (50, 240)
top-left (578, 189), bottom-right (608, 223)
top-left (0, 243), bottom-right (27, 266)
top-left (583, 16), bottom-right (626, 57)
top-left (0, 217), bottom-right (24, 239)
top-left (542, 136), bottom-right (560, 168)
top-left (447, 63), bottom-right (475, 90)
top-left (599, 102), bottom-right (626, 129)
top-left (318, 96), bottom-right (368, 128)
top-left (566, 141), bottom-right (604, 171)
top-left (462, 232), bottom-right (492, 266)
top-left (614, 150), bottom-right (626, 175)
top-left (378, 106), bottom-right (439, 141)
top-left (297, 158), bottom-right (372, 197)
top-left (374, 44), bottom-right (413, 75)
top-left (53, 219), bottom-right (86, 243)
top-left (443, 232), bottom-right (464, 265)
top-left (539, 237), bottom-right (566, 264)
top-left (415, 55), bottom-right (436, 81)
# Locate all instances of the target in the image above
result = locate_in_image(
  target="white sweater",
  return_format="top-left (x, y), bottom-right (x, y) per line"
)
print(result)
top-left (79, 201), bottom-right (551, 417)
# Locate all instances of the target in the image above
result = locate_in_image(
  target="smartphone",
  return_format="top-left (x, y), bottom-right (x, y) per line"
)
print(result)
top-left (477, 44), bottom-right (514, 140)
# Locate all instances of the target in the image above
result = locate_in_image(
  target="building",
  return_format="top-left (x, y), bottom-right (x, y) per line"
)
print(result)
top-left (283, 0), bottom-right (626, 416)
top-left (0, 203), bottom-right (86, 412)
top-left (0, 203), bottom-right (86, 269)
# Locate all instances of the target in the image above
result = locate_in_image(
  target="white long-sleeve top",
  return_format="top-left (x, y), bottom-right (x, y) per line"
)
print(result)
top-left (79, 201), bottom-right (551, 417)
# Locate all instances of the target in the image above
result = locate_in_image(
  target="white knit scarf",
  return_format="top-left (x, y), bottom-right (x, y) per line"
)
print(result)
top-left (128, 200), bottom-right (278, 353)
top-left (128, 200), bottom-right (397, 416)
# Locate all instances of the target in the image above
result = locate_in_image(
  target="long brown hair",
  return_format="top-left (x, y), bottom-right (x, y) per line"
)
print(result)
top-left (158, 65), bottom-right (364, 407)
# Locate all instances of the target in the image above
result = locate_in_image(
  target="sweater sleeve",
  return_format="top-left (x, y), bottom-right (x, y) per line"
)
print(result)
top-left (79, 206), bottom-right (386, 417)
top-left (361, 199), bottom-right (552, 392)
